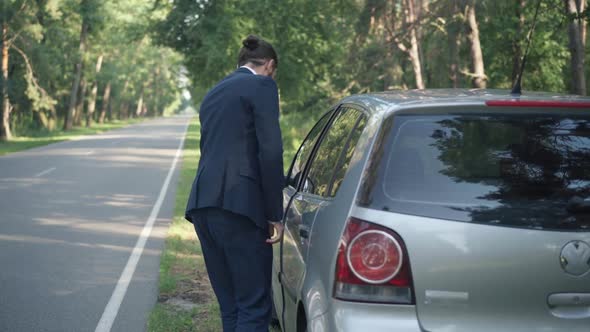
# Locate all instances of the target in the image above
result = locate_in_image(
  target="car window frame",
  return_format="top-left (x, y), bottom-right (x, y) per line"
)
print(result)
top-left (298, 104), bottom-right (368, 199)
top-left (285, 107), bottom-right (340, 190)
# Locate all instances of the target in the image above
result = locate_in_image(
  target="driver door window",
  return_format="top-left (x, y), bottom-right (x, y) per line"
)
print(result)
top-left (286, 110), bottom-right (334, 188)
top-left (302, 107), bottom-right (364, 197)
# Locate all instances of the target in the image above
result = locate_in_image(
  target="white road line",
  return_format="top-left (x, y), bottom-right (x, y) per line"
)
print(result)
top-left (94, 120), bottom-right (190, 332)
top-left (35, 167), bottom-right (56, 178)
top-left (84, 151), bottom-right (94, 156)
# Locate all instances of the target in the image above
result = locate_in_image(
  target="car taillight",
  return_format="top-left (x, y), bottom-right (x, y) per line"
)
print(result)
top-left (334, 218), bottom-right (414, 304)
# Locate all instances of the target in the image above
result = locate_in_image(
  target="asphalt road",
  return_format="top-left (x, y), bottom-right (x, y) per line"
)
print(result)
top-left (0, 116), bottom-right (192, 332)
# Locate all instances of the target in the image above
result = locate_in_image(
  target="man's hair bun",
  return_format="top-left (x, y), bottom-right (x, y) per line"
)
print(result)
top-left (237, 35), bottom-right (278, 67)
top-left (242, 35), bottom-right (259, 51)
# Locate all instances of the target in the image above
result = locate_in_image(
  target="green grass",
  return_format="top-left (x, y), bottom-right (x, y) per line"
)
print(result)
top-left (149, 304), bottom-right (199, 332)
top-left (148, 303), bottom-right (223, 332)
top-left (0, 118), bottom-right (146, 156)
top-left (148, 116), bottom-right (227, 331)
top-left (148, 111), bottom-right (316, 331)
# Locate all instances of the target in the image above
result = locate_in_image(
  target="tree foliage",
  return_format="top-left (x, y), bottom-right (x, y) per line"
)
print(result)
top-left (0, 0), bottom-right (187, 140)
top-left (157, 0), bottom-right (587, 117)
top-left (156, 0), bottom-right (358, 113)
top-left (1, 0), bottom-right (588, 141)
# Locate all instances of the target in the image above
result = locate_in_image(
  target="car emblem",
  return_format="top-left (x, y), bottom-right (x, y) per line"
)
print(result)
top-left (560, 241), bottom-right (590, 276)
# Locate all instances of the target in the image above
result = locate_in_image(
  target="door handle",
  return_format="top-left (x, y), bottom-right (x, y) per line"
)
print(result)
top-left (298, 225), bottom-right (310, 239)
top-left (547, 293), bottom-right (590, 319)
top-left (548, 293), bottom-right (590, 307)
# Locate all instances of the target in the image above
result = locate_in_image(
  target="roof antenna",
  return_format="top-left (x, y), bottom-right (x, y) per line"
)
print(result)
top-left (511, 0), bottom-right (543, 95)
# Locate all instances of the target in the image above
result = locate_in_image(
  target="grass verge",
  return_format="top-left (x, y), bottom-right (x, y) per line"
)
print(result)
top-left (0, 118), bottom-right (146, 156)
top-left (148, 111), bottom-right (318, 331)
top-left (147, 116), bottom-right (223, 332)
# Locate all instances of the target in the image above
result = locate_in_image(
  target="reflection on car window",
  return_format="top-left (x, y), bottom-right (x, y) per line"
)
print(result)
top-left (286, 110), bottom-right (333, 188)
top-left (329, 116), bottom-right (367, 196)
top-left (359, 112), bottom-right (590, 231)
top-left (303, 108), bottom-right (362, 197)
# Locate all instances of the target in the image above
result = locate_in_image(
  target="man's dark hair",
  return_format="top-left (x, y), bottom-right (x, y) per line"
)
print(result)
top-left (238, 35), bottom-right (278, 68)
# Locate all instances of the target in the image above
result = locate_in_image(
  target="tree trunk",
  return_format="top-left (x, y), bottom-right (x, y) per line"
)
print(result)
top-left (1, 23), bottom-right (12, 141)
top-left (416, 0), bottom-right (428, 87)
top-left (48, 105), bottom-right (57, 131)
top-left (117, 78), bottom-right (130, 120)
top-left (153, 65), bottom-right (161, 117)
top-left (512, 0), bottom-right (526, 85)
top-left (448, 0), bottom-right (461, 88)
top-left (74, 78), bottom-right (87, 126)
top-left (64, 21), bottom-right (88, 130)
top-left (135, 91), bottom-right (144, 118)
top-left (465, 0), bottom-right (487, 88)
top-left (565, 0), bottom-right (586, 95)
top-left (107, 100), bottom-right (113, 122)
top-left (98, 81), bottom-right (111, 124)
top-left (406, 0), bottom-right (425, 89)
top-left (120, 102), bottom-right (129, 120)
top-left (579, 0), bottom-right (586, 48)
top-left (86, 54), bottom-right (103, 127)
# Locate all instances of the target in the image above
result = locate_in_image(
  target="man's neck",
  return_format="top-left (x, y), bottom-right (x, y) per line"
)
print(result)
top-left (239, 65), bottom-right (257, 75)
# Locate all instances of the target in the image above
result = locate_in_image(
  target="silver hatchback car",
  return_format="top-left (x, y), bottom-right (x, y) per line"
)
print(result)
top-left (271, 89), bottom-right (590, 332)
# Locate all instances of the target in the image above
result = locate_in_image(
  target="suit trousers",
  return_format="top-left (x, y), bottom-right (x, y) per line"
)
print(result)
top-left (191, 207), bottom-right (272, 332)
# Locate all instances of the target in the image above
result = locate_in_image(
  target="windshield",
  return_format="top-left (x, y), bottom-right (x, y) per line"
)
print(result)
top-left (358, 111), bottom-right (590, 231)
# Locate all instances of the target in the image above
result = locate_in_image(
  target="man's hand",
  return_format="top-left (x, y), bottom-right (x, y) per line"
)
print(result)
top-left (266, 221), bottom-right (284, 244)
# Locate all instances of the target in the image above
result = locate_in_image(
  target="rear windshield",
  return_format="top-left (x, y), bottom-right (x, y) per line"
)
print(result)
top-left (358, 111), bottom-right (590, 231)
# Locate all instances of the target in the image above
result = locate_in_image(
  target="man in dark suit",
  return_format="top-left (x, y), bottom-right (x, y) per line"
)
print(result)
top-left (185, 35), bottom-right (285, 332)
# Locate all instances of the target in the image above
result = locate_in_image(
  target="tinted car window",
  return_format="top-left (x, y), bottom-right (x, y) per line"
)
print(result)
top-left (303, 108), bottom-right (362, 197)
top-left (328, 115), bottom-right (367, 197)
top-left (359, 112), bottom-right (590, 231)
top-left (286, 110), bottom-right (333, 188)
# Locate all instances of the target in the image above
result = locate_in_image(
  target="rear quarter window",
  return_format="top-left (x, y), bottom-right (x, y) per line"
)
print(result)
top-left (358, 109), bottom-right (590, 231)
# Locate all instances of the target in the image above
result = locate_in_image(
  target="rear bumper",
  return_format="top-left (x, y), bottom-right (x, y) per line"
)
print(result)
top-left (312, 299), bottom-right (424, 332)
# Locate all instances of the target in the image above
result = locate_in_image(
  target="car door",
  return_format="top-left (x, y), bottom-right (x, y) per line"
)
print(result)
top-left (280, 106), bottom-right (367, 330)
top-left (272, 109), bottom-right (336, 326)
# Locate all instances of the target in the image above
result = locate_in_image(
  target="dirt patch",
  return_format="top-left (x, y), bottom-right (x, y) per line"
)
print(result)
top-left (177, 272), bottom-right (212, 304)
top-left (161, 297), bottom-right (201, 311)
top-left (159, 270), bottom-right (213, 311)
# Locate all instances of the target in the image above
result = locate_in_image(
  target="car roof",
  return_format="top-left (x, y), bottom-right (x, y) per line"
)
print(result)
top-left (339, 89), bottom-right (590, 117)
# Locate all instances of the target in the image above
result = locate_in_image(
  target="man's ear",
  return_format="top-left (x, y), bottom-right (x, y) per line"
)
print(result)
top-left (265, 59), bottom-right (276, 78)
top-left (265, 59), bottom-right (275, 71)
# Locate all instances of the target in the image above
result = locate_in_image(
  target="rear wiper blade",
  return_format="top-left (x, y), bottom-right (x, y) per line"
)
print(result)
top-left (567, 196), bottom-right (590, 213)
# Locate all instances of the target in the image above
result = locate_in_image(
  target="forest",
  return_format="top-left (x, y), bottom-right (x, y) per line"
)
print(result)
top-left (1, 0), bottom-right (588, 142)
top-left (1, 0), bottom-right (185, 141)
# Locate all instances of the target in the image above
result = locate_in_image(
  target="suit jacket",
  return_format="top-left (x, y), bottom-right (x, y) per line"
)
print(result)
top-left (185, 67), bottom-right (285, 229)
